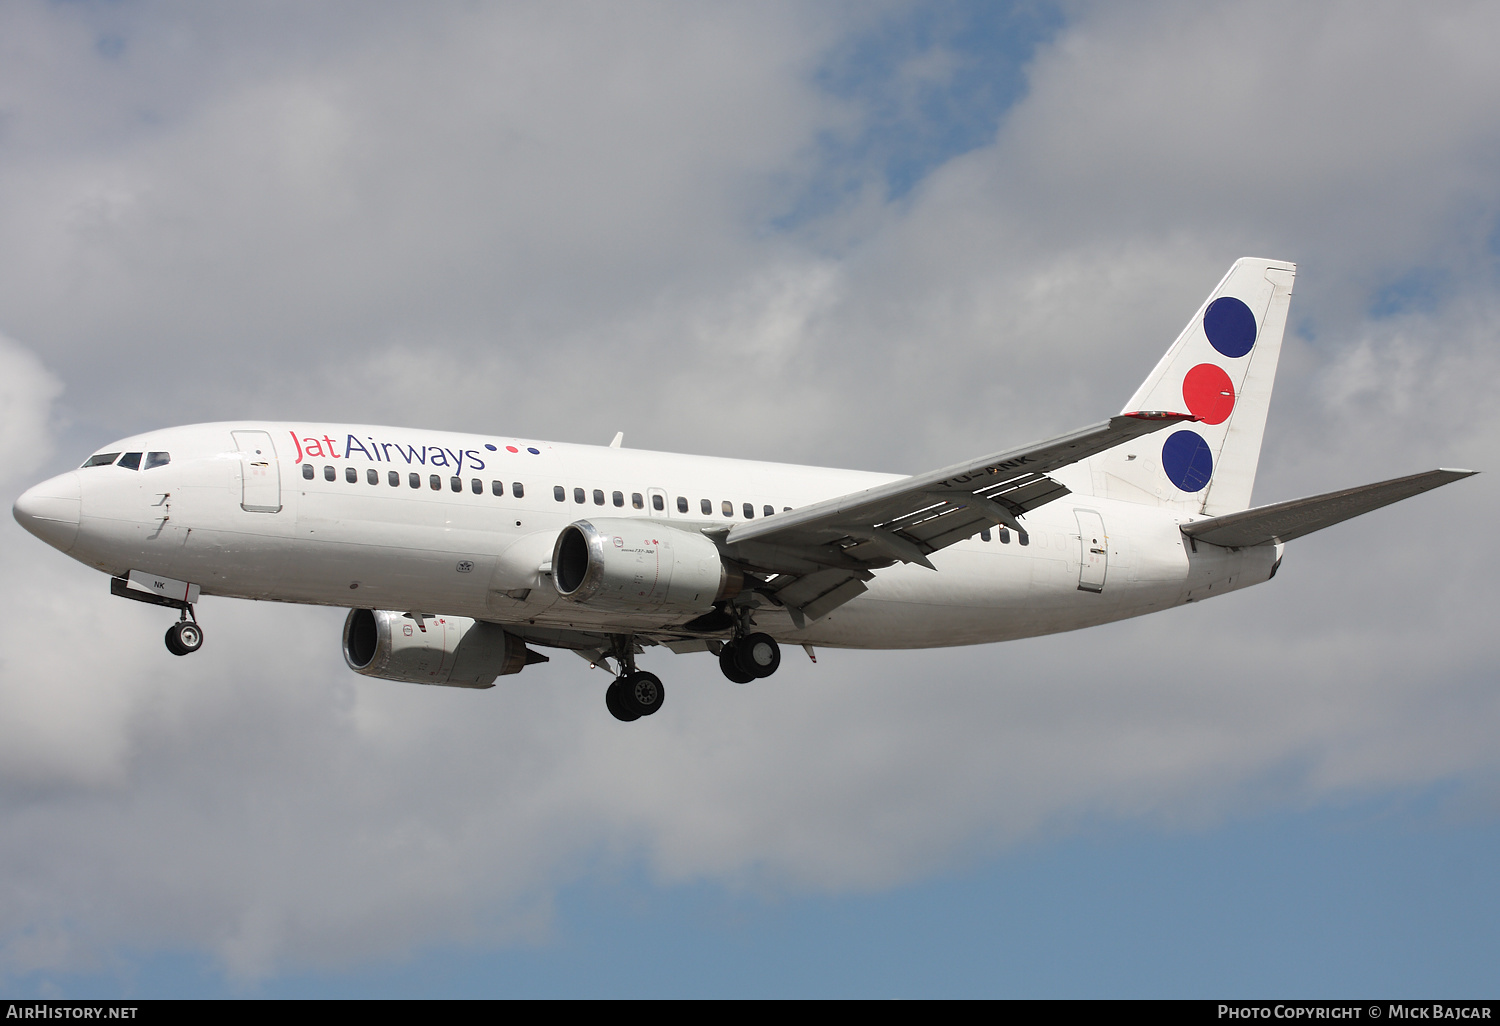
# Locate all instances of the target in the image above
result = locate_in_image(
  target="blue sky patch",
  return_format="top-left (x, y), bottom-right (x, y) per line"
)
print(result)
top-left (1369, 266), bottom-right (1449, 319)
top-left (774, 1), bottom-right (1065, 229)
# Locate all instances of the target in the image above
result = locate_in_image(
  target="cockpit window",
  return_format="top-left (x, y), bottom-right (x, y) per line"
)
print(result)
top-left (143, 452), bottom-right (171, 470)
top-left (82, 452), bottom-right (121, 468)
top-left (117, 452), bottom-right (143, 471)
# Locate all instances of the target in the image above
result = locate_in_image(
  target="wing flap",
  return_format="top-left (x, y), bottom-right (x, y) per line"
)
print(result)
top-left (716, 411), bottom-right (1192, 622)
top-left (765, 568), bottom-right (874, 625)
top-left (1181, 468), bottom-right (1477, 548)
top-left (727, 412), bottom-right (1192, 568)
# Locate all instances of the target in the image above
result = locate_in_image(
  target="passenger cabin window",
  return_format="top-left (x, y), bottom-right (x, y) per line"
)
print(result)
top-left (389, 471), bottom-right (400, 486)
top-left (118, 452), bottom-right (143, 471)
top-left (450, 476), bottom-right (462, 492)
top-left (409, 472), bottom-right (420, 489)
top-left (721, 500), bottom-right (733, 517)
top-left (471, 478), bottom-right (482, 494)
top-left (429, 474), bottom-right (441, 490)
top-left (743, 503), bottom-right (754, 519)
top-left (1018, 530), bottom-right (1029, 546)
top-left (700, 499), bottom-right (711, 515)
top-left (512, 482), bottom-right (524, 499)
top-left (492, 480), bottom-right (504, 496)
top-left (574, 487), bottom-right (585, 504)
top-left (324, 465), bottom-right (335, 481)
top-left (595, 489), bottom-right (607, 506)
top-left (367, 468), bottom-right (379, 485)
top-left (345, 467), bottom-right (357, 484)
top-left (763, 505), bottom-right (773, 517)
top-left (999, 527), bottom-right (1010, 543)
top-left (143, 452), bottom-right (171, 470)
top-left (554, 485), bottom-right (565, 502)
top-left (302, 464), bottom-right (314, 480)
top-left (612, 490), bottom-right (624, 507)
top-left (980, 528), bottom-right (991, 542)
top-left (652, 494), bottom-right (664, 512)
top-left (677, 496), bottom-right (688, 513)
top-left (82, 453), bottom-right (121, 468)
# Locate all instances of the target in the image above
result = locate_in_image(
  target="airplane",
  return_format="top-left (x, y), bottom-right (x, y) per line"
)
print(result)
top-left (11, 258), bottom-right (1477, 722)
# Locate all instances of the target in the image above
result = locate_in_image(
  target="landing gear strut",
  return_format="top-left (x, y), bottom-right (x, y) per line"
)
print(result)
top-left (164, 608), bottom-right (203, 656)
top-left (604, 635), bottom-right (665, 722)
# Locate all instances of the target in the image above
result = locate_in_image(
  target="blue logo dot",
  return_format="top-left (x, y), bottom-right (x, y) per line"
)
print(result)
top-left (484, 444), bottom-right (497, 451)
top-left (527, 447), bottom-right (540, 455)
top-left (1162, 430), bottom-right (1214, 492)
top-left (1203, 296), bottom-right (1257, 358)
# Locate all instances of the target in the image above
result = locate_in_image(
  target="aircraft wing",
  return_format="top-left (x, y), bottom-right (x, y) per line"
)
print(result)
top-left (1180, 468), bottom-right (1478, 549)
top-left (722, 412), bottom-right (1193, 624)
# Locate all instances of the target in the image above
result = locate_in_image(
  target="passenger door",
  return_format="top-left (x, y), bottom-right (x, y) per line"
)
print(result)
top-left (1075, 509), bottom-right (1108, 593)
top-left (231, 430), bottom-right (282, 513)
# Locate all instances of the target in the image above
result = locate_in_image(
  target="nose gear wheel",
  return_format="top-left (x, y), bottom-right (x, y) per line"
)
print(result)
top-left (165, 619), bottom-right (203, 656)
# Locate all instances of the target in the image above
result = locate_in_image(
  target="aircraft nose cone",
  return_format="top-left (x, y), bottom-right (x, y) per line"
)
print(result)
top-left (13, 471), bottom-right (82, 552)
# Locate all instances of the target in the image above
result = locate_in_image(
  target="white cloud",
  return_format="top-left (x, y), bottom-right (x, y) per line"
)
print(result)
top-left (0, 334), bottom-right (62, 487)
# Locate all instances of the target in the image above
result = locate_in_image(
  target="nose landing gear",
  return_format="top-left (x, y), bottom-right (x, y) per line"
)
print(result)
top-left (108, 574), bottom-right (206, 657)
top-left (164, 610), bottom-right (203, 656)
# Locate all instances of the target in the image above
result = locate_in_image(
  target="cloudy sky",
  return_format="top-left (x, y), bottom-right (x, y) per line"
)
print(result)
top-left (2, 0), bottom-right (1497, 998)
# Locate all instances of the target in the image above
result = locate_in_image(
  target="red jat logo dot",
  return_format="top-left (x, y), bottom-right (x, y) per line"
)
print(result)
top-left (505, 445), bottom-right (519, 453)
top-left (1182, 363), bottom-right (1235, 425)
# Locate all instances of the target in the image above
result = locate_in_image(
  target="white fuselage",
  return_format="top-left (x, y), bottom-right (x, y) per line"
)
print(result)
top-left (19, 422), bottom-right (1278, 649)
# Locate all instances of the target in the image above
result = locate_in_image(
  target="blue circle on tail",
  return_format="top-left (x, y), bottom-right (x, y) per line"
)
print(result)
top-left (1203, 296), bottom-right (1257, 358)
top-left (1162, 430), bottom-right (1214, 492)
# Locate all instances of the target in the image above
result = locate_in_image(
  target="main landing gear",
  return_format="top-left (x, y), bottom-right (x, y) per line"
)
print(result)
top-left (164, 609), bottom-right (204, 656)
top-left (600, 626), bottom-right (783, 722)
top-left (605, 671), bottom-right (665, 722)
top-left (718, 631), bottom-right (780, 683)
top-left (603, 636), bottom-right (666, 722)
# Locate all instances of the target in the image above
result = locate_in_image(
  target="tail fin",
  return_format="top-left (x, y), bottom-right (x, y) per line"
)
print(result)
top-left (1086, 257), bottom-right (1296, 515)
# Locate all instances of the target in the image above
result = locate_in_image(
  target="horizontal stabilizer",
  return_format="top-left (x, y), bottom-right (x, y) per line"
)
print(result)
top-left (1181, 469), bottom-right (1478, 548)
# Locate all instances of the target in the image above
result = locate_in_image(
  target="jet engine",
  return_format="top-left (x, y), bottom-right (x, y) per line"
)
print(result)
top-left (342, 608), bottom-right (540, 688)
top-left (552, 518), bottom-right (743, 614)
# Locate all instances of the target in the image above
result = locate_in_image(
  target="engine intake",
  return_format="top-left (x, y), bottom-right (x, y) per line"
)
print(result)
top-left (342, 608), bottom-right (538, 688)
top-left (553, 518), bottom-right (742, 614)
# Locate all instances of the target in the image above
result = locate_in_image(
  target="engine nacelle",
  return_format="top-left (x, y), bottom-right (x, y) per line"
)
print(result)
top-left (342, 608), bottom-right (532, 688)
top-left (552, 518), bottom-right (743, 614)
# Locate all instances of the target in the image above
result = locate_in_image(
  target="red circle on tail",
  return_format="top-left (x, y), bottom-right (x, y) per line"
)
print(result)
top-left (1182, 363), bottom-right (1235, 425)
